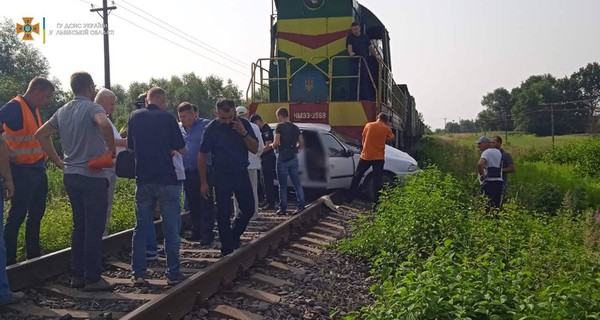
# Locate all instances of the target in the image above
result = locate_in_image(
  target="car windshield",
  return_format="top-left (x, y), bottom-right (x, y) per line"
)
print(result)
top-left (330, 128), bottom-right (362, 149)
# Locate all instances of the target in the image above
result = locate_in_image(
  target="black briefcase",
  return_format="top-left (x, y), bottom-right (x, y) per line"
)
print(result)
top-left (115, 150), bottom-right (136, 179)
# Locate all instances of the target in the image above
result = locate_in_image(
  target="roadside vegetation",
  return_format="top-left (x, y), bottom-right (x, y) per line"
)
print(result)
top-left (11, 167), bottom-right (136, 260)
top-left (339, 168), bottom-right (600, 319)
top-left (338, 134), bottom-right (600, 319)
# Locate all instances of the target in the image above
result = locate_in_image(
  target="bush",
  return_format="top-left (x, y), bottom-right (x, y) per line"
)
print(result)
top-left (525, 138), bottom-right (600, 179)
top-left (339, 169), bottom-right (600, 319)
top-left (418, 137), bottom-right (600, 211)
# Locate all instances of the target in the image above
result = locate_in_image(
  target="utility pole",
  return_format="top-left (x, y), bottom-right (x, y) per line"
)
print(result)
top-left (550, 105), bottom-right (555, 148)
top-left (443, 118), bottom-right (447, 133)
top-left (91, 0), bottom-right (116, 90)
top-left (504, 111), bottom-right (508, 144)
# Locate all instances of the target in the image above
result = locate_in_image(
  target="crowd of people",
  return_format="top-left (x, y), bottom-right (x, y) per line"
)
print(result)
top-left (0, 73), bottom-right (311, 304)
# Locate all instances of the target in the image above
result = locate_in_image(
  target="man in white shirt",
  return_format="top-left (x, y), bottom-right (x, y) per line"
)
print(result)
top-left (234, 107), bottom-right (264, 220)
top-left (94, 89), bottom-right (127, 233)
top-left (476, 136), bottom-right (504, 209)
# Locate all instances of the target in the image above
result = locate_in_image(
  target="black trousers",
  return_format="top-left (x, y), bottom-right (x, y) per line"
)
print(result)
top-left (4, 165), bottom-right (48, 265)
top-left (260, 155), bottom-right (277, 207)
top-left (214, 171), bottom-right (255, 255)
top-left (64, 174), bottom-right (108, 283)
top-left (481, 181), bottom-right (504, 209)
top-left (348, 159), bottom-right (385, 203)
top-left (183, 169), bottom-right (216, 242)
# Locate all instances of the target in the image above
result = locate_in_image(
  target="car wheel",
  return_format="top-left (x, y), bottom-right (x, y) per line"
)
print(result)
top-left (362, 172), bottom-right (397, 202)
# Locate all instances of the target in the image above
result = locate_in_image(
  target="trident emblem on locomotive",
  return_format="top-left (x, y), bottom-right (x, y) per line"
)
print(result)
top-left (304, 78), bottom-right (314, 93)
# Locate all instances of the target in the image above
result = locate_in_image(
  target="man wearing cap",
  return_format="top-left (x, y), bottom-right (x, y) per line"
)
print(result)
top-left (234, 107), bottom-right (264, 220)
top-left (476, 136), bottom-right (504, 209)
top-left (250, 114), bottom-right (277, 210)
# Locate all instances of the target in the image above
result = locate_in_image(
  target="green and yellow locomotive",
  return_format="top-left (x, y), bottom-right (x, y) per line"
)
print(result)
top-left (247, 0), bottom-right (424, 150)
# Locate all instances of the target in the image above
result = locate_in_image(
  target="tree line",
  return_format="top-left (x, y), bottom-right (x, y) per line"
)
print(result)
top-left (0, 18), bottom-right (244, 135)
top-left (474, 62), bottom-right (599, 136)
top-left (438, 62), bottom-right (600, 135)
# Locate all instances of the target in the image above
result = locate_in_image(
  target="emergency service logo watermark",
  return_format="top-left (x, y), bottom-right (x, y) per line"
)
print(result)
top-left (16, 17), bottom-right (114, 43)
top-left (16, 17), bottom-right (44, 42)
top-left (50, 21), bottom-right (114, 37)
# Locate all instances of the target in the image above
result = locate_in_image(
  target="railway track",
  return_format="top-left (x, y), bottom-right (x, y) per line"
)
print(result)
top-left (1, 191), bottom-right (355, 320)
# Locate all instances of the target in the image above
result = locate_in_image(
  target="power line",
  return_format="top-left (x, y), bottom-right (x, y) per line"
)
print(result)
top-left (77, 0), bottom-right (247, 76)
top-left (118, 0), bottom-right (248, 69)
top-left (110, 13), bottom-right (247, 76)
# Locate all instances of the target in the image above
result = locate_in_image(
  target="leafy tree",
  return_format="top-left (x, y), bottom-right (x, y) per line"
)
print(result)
top-left (480, 88), bottom-right (514, 131)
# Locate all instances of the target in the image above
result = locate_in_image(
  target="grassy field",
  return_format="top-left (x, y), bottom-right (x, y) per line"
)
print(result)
top-left (439, 132), bottom-right (592, 158)
top-left (416, 133), bottom-right (600, 212)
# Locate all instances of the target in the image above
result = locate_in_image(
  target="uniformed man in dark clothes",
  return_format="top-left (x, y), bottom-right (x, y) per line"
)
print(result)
top-left (346, 21), bottom-right (382, 101)
top-left (491, 136), bottom-right (515, 200)
top-left (250, 114), bottom-right (277, 210)
top-left (198, 99), bottom-right (258, 256)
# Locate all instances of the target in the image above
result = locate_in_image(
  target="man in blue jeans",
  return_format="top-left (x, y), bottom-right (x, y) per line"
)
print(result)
top-left (178, 102), bottom-right (215, 244)
top-left (36, 72), bottom-right (116, 291)
top-left (199, 99), bottom-right (258, 257)
top-left (127, 87), bottom-right (186, 285)
top-left (0, 135), bottom-right (23, 306)
top-left (272, 108), bottom-right (305, 215)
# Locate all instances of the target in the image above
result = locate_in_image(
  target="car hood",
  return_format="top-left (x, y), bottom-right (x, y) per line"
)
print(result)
top-left (385, 145), bottom-right (418, 165)
top-left (345, 143), bottom-right (417, 165)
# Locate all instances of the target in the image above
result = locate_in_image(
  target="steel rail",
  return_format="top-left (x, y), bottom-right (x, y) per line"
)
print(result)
top-left (122, 192), bottom-right (342, 320)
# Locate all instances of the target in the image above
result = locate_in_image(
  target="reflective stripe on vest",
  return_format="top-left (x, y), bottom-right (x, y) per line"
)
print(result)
top-left (2, 96), bottom-right (46, 164)
top-left (2, 134), bottom-right (38, 142)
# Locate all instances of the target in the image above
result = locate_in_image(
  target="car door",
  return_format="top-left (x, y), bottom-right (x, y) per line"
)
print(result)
top-left (319, 133), bottom-right (355, 189)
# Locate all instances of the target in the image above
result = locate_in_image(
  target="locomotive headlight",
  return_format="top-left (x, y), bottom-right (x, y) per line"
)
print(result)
top-left (305, 0), bottom-right (324, 10)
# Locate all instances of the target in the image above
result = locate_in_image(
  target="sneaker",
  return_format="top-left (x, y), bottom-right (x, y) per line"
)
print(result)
top-left (131, 276), bottom-right (148, 286)
top-left (81, 278), bottom-right (115, 292)
top-left (156, 248), bottom-right (166, 257)
top-left (70, 277), bottom-right (85, 289)
top-left (261, 204), bottom-right (276, 210)
top-left (276, 209), bottom-right (287, 216)
top-left (0, 292), bottom-right (24, 307)
top-left (166, 273), bottom-right (186, 285)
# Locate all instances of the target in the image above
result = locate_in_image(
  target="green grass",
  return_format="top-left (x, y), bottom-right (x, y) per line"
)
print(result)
top-left (437, 132), bottom-right (592, 158)
top-left (416, 134), bottom-right (600, 211)
top-left (339, 169), bottom-right (600, 319)
top-left (11, 168), bottom-right (137, 261)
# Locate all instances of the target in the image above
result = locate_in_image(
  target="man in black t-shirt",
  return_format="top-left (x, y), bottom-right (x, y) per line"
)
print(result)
top-left (346, 22), bottom-right (382, 101)
top-left (199, 99), bottom-right (258, 256)
top-left (271, 108), bottom-right (305, 216)
top-left (250, 114), bottom-right (277, 210)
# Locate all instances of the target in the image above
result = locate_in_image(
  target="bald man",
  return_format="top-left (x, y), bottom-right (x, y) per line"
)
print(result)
top-left (94, 89), bottom-right (127, 233)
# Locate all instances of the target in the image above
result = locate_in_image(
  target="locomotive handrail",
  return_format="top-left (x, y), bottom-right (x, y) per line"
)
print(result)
top-left (330, 56), bottom-right (379, 105)
top-left (378, 61), bottom-right (407, 117)
top-left (247, 58), bottom-right (290, 103)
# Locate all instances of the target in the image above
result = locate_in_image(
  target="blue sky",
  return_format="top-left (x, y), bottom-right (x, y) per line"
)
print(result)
top-left (5, 0), bottom-right (600, 129)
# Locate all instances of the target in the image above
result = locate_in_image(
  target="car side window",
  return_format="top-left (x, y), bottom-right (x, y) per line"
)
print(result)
top-left (321, 133), bottom-right (345, 157)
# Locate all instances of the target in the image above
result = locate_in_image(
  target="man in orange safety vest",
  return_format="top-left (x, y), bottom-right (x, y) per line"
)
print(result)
top-left (0, 77), bottom-right (55, 265)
